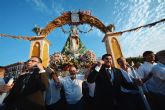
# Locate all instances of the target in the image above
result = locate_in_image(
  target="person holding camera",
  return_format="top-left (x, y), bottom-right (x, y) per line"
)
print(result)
top-left (3, 56), bottom-right (49, 110)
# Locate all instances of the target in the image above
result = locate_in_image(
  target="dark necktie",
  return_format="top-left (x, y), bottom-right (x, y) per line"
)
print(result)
top-left (106, 69), bottom-right (112, 80)
top-left (21, 74), bottom-right (31, 92)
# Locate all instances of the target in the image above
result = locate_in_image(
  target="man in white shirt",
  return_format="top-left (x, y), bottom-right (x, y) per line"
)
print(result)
top-left (59, 65), bottom-right (84, 110)
top-left (117, 57), bottom-right (144, 110)
top-left (137, 51), bottom-right (159, 110)
top-left (137, 51), bottom-right (157, 92)
top-left (149, 50), bottom-right (165, 110)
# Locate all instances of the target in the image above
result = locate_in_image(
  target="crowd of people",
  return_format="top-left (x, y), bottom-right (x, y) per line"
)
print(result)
top-left (0, 50), bottom-right (165, 110)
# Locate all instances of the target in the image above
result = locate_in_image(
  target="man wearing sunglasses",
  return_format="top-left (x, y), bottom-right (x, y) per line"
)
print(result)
top-left (3, 56), bottom-right (49, 110)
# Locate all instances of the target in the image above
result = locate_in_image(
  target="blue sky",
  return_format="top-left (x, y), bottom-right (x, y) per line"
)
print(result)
top-left (0, 0), bottom-right (165, 66)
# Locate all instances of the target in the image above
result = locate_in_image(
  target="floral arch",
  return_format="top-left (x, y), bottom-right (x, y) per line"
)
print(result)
top-left (39, 11), bottom-right (113, 37)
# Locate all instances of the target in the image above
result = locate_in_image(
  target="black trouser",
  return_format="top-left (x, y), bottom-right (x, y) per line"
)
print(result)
top-left (66, 98), bottom-right (85, 110)
top-left (0, 104), bottom-right (5, 110)
top-left (83, 96), bottom-right (95, 110)
top-left (46, 99), bottom-right (65, 110)
top-left (93, 97), bottom-right (119, 110)
top-left (119, 92), bottom-right (145, 110)
top-left (147, 92), bottom-right (165, 110)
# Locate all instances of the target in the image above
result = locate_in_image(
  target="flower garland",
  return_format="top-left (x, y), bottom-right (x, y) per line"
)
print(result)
top-left (49, 50), bottom-right (96, 72)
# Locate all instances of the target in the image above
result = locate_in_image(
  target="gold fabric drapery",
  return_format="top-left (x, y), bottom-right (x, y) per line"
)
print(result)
top-left (0, 18), bottom-right (165, 41)
top-left (107, 18), bottom-right (165, 36)
top-left (0, 34), bottom-right (45, 41)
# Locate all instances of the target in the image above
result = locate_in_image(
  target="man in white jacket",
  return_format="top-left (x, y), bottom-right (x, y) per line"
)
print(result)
top-left (149, 50), bottom-right (165, 110)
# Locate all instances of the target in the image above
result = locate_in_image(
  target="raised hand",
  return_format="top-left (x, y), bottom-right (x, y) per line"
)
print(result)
top-left (97, 60), bottom-right (104, 67)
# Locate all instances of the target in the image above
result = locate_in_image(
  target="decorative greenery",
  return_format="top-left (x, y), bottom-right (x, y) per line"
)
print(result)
top-left (126, 56), bottom-right (143, 63)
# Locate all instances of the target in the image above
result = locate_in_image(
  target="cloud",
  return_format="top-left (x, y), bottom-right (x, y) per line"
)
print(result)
top-left (113, 0), bottom-right (165, 57)
top-left (104, 0), bottom-right (111, 4)
top-left (78, 24), bottom-right (104, 38)
top-left (87, 28), bottom-right (104, 38)
top-left (51, 0), bottom-right (64, 16)
top-left (25, 0), bottom-right (51, 14)
top-left (25, 0), bottom-right (64, 16)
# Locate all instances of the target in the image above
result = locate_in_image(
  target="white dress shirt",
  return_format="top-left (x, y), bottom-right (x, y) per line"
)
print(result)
top-left (0, 78), bottom-right (7, 104)
top-left (137, 62), bottom-right (157, 78)
top-left (152, 63), bottom-right (165, 80)
top-left (45, 78), bottom-right (61, 105)
top-left (149, 63), bottom-right (165, 95)
top-left (88, 82), bottom-right (95, 97)
top-left (137, 61), bottom-right (157, 92)
top-left (120, 68), bottom-right (139, 94)
top-left (60, 76), bottom-right (83, 104)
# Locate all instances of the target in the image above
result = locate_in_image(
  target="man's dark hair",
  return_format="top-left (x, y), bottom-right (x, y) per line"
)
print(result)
top-left (143, 51), bottom-right (154, 58)
top-left (69, 65), bottom-right (78, 71)
top-left (102, 54), bottom-right (112, 60)
top-left (0, 66), bottom-right (5, 69)
top-left (31, 56), bottom-right (42, 63)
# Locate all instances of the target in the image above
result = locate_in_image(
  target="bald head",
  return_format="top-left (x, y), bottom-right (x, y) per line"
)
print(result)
top-left (117, 57), bottom-right (128, 69)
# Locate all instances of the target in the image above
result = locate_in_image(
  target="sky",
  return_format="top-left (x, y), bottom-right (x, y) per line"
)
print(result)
top-left (0, 0), bottom-right (165, 66)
